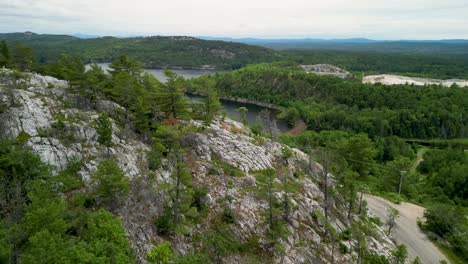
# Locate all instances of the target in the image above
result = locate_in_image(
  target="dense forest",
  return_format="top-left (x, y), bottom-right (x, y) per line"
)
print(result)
top-left (285, 49), bottom-right (468, 79)
top-left (0, 32), bottom-right (279, 69)
top-left (188, 63), bottom-right (467, 140)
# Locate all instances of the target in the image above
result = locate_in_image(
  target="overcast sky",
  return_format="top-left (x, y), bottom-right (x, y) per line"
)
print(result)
top-left (1, 0), bottom-right (467, 39)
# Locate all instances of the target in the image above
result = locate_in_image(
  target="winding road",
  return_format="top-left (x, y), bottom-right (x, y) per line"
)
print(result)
top-left (364, 194), bottom-right (448, 264)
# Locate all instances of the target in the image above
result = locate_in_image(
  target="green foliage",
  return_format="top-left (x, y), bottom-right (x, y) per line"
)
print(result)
top-left (46, 54), bottom-right (85, 87)
top-left (236, 106), bottom-right (248, 125)
top-left (147, 241), bottom-right (173, 264)
top-left (386, 207), bottom-right (400, 234)
top-left (0, 40), bottom-right (10, 67)
top-left (15, 131), bottom-right (31, 145)
top-left (155, 70), bottom-right (189, 119)
top-left (423, 203), bottom-right (468, 261)
top-left (80, 209), bottom-right (135, 263)
top-left (96, 114), bottom-right (113, 151)
top-left (109, 54), bottom-right (144, 78)
top-left (212, 158), bottom-right (245, 177)
top-left (147, 143), bottom-right (166, 170)
top-left (10, 42), bottom-right (35, 70)
top-left (391, 244), bottom-right (408, 264)
top-left (211, 63), bottom-right (467, 139)
top-left (91, 159), bottom-right (129, 206)
top-left (203, 87), bottom-right (222, 124)
top-left (0, 141), bottom-right (49, 221)
top-left (0, 140), bottom-right (135, 263)
top-left (255, 169), bottom-right (289, 244)
top-left (417, 148), bottom-right (468, 206)
top-left (174, 253), bottom-right (211, 264)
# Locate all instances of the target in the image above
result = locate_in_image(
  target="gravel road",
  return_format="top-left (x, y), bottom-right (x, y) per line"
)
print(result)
top-left (364, 194), bottom-right (448, 264)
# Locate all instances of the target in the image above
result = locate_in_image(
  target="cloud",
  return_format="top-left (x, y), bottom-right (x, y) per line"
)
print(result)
top-left (0, 0), bottom-right (467, 39)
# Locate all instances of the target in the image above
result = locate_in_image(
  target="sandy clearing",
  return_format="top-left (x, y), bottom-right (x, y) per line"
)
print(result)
top-left (363, 74), bottom-right (468, 87)
top-left (364, 194), bottom-right (448, 264)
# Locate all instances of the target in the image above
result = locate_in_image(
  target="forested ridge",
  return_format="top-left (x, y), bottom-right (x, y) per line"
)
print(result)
top-left (0, 32), bottom-right (280, 69)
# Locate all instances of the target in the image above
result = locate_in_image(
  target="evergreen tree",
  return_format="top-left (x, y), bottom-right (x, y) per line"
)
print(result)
top-left (256, 169), bottom-right (288, 244)
top-left (109, 54), bottom-right (144, 79)
top-left (91, 159), bottom-right (129, 207)
top-left (155, 70), bottom-right (188, 119)
top-left (96, 114), bottom-right (113, 156)
top-left (52, 54), bottom-right (85, 89)
top-left (82, 63), bottom-right (108, 107)
top-left (154, 125), bottom-right (197, 234)
top-left (204, 87), bottom-right (222, 125)
top-left (0, 40), bottom-right (10, 68)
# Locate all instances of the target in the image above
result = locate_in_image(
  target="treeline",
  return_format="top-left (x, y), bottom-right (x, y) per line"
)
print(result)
top-left (200, 63), bottom-right (467, 139)
top-left (0, 33), bottom-right (279, 69)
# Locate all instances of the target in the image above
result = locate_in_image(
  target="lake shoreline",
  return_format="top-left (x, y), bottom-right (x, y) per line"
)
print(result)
top-left (186, 92), bottom-right (282, 111)
top-left (87, 62), bottom-right (228, 71)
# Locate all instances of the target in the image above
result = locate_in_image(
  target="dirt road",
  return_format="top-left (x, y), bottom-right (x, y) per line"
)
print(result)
top-left (363, 194), bottom-right (448, 264)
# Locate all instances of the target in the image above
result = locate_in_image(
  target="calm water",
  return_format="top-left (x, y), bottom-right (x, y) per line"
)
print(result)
top-left (86, 63), bottom-right (222, 82)
top-left (186, 95), bottom-right (290, 133)
top-left (86, 63), bottom-right (290, 132)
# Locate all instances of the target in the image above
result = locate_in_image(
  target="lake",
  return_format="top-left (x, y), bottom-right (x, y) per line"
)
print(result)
top-left (186, 94), bottom-right (290, 133)
top-left (86, 63), bottom-right (290, 132)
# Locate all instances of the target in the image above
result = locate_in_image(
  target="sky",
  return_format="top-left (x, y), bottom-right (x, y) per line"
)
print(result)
top-left (1, 0), bottom-right (468, 40)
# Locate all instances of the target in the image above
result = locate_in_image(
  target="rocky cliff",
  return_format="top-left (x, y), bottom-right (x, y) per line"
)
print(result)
top-left (0, 69), bottom-right (396, 263)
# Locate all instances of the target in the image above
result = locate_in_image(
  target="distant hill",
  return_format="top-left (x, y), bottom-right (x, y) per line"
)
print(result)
top-left (200, 36), bottom-right (468, 54)
top-left (0, 32), bottom-right (280, 69)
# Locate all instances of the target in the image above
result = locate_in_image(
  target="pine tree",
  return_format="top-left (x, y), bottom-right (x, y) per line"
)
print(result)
top-left (108, 54), bottom-right (144, 79)
top-left (0, 41), bottom-right (10, 68)
top-left (96, 114), bottom-right (113, 156)
top-left (91, 159), bottom-right (129, 208)
top-left (204, 87), bottom-right (222, 125)
top-left (155, 70), bottom-right (188, 119)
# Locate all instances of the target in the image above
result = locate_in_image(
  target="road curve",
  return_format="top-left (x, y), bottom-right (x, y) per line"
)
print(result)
top-left (363, 194), bottom-right (448, 264)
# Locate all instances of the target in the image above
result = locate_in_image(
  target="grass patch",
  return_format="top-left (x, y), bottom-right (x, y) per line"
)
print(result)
top-left (211, 157), bottom-right (245, 177)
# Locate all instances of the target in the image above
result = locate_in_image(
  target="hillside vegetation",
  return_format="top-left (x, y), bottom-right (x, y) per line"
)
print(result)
top-left (189, 63), bottom-right (468, 261)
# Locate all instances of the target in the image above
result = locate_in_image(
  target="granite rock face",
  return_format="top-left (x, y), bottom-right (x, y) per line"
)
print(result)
top-left (0, 69), bottom-right (396, 263)
top-left (299, 64), bottom-right (353, 79)
top-left (363, 74), bottom-right (468, 87)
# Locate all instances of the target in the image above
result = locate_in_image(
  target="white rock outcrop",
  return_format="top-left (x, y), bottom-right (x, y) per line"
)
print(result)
top-left (363, 74), bottom-right (468, 87)
top-left (300, 64), bottom-right (353, 79)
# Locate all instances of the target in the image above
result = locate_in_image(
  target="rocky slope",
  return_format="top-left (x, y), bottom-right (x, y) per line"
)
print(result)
top-left (0, 69), bottom-right (396, 263)
top-left (363, 74), bottom-right (468, 87)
